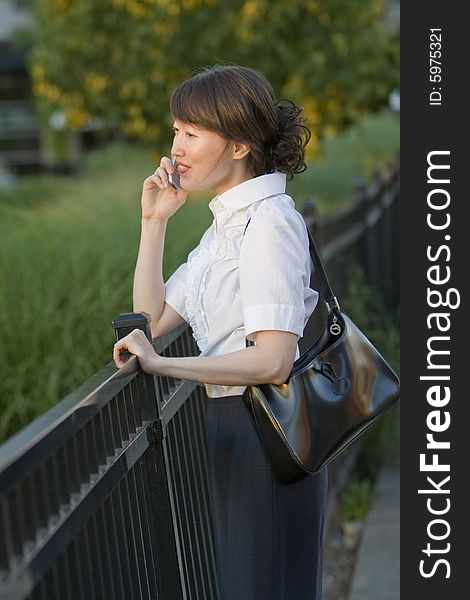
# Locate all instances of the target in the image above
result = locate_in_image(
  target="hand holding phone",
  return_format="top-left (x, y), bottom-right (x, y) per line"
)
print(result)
top-left (141, 156), bottom-right (187, 221)
top-left (168, 156), bottom-right (181, 190)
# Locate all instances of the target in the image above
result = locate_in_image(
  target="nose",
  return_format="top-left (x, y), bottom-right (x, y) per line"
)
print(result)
top-left (170, 134), bottom-right (184, 158)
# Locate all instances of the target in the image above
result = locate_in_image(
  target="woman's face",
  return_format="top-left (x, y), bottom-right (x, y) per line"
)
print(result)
top-left (170, 119), bottom-right (251, 194)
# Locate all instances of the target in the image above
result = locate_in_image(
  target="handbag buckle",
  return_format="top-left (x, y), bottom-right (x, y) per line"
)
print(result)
top-left (326, 296), bottom-right (341, 312)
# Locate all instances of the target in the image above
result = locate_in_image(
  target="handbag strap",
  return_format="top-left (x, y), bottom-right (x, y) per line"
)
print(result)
top-left (305, 228), bottom-right (340, 311)
top-left (243, 217), bottom-right (340, 312)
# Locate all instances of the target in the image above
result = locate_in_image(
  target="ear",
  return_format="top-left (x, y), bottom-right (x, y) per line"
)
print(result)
top-left (232, 141), bottom-right (251, 161)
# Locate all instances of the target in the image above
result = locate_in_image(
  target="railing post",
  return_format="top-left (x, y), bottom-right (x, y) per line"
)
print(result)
top-left (112, 310), bottom-right (152, 351)
top-left (376, 168), bottom-right (394, 310)
top-left (368, 170), bottom-right (383, 296)
top-left (355, 174), bottom-right (374, 286)
top-left (112, 312), bottom-right (186, 600)
top-left (112, 311), bottom-right (152, 338)
top-left (390, 155), bottom-right (401, 310)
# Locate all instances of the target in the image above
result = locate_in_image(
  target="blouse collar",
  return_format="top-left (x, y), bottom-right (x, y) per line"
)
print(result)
top-left (208, 172), bottom-right (287, 218)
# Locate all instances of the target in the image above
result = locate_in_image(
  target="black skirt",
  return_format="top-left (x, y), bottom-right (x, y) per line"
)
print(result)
top-left (204, 394), bottom-right (328, 600)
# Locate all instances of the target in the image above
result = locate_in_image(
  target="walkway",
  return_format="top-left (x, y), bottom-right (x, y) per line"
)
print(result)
top-left (348, 462), bottom-right (400, 600)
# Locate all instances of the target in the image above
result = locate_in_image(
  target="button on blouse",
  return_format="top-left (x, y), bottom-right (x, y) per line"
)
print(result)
top-left (164, 172), bottom-right (318, 398)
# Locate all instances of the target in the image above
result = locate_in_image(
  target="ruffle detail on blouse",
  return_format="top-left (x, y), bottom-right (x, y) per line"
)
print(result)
top-left (184, 233), bottom-right (223, 352)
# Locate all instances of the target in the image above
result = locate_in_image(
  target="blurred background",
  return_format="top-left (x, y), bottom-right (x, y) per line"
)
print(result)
top-left (0, 2), bottom-right (399, 597)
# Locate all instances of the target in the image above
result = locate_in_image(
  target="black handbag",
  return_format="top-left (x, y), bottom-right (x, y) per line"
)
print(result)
top-left (243, 226), bottom-right (400, 485)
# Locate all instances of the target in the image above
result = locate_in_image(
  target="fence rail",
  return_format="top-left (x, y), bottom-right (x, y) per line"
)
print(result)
top-left (0, 318), bottom-right (219, 600)
top-left (0, 156), bottom-right (399, 599)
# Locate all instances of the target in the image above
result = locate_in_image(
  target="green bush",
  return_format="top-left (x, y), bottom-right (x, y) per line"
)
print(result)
top-left (334, 264), bottom-right (400, 522)
top-left (344, 263), bottom-right (400, 464)
top-left (341, 477), bottom-right (373, 522)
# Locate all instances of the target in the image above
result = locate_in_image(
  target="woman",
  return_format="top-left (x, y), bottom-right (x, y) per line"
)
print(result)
top-left (113, 64), bottom-right (328, 600)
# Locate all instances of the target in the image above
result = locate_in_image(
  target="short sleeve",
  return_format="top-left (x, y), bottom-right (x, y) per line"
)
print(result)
top-left (239, 199), bottom-right (318, 339)
top-left (164, 262), bottom-right (189, 321)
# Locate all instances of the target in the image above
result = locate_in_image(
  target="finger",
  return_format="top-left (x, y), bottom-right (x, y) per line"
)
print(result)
top-left (155, 166), bottom-right (171, 188)
top-left (144, 174), bottom-right (163, 190)
top-left (147, 174), bottom-right (166, 190)
top-left (113, 343), bottom-right (122, 365)
top-left (113, 340), bottom-right (131, 363)
top-left (160, 156), bottom-right (174, 173)
top-left (114, 355), bottom-right (125, 368)
top-left (114, 349), bottom-right (124, 368)
top-left (144, 170), bottom-right (167, 190)
top-left (114, 349), bottom-right (132, 368)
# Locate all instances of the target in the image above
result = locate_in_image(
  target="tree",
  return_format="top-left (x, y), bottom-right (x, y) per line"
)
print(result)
top-left (28, 0), bottom-right (399, 156)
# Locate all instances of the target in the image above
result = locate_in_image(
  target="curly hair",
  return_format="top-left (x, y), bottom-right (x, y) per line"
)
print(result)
top-left (170, 64), bottom-right (311, 180)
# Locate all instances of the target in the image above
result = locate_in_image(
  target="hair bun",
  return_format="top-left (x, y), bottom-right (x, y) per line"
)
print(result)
top-left (270, 100), bottom-right (311, 179)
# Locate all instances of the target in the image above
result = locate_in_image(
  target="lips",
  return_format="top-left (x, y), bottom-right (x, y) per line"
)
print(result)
top-left (176, 162), bottom-right (190, 174)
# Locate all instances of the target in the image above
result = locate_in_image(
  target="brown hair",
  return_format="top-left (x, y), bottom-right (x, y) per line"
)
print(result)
top-left (170, 64), bottom-right (311, 180)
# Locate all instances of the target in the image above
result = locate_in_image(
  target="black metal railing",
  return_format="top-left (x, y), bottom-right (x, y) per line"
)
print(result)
top-left (0, 315), bottom-right (219, 599)
top-left (0, 156), bottom-right (399, 599)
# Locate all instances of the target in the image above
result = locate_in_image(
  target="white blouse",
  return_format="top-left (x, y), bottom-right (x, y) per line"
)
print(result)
top-left (164, 172), bottom-right (318, 398)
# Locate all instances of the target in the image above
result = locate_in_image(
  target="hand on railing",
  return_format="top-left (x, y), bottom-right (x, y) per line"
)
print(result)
top-left (113, 328), bottom-right (159, 373)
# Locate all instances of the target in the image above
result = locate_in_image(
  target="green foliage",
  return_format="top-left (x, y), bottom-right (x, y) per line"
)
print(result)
top-left (342, 263), bottom-right (400, 482)
top-left (337, 263), bottom-right (400, 521)
top-left (343, 263), bottom-right (400, 374)
top-left (341, 477), bottom-right (372, 522)
top-left (27, 0), bottom-right (399, 155)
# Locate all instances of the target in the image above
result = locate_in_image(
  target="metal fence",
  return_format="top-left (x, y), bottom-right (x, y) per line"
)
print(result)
top-left (0, 317), bottom-right (219, 600)
top-left (0, 156), bottom-right (399, 599)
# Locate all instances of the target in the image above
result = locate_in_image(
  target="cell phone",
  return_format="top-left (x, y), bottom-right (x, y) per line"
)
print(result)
top-left (168, 156), bottom-right (181, 190)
